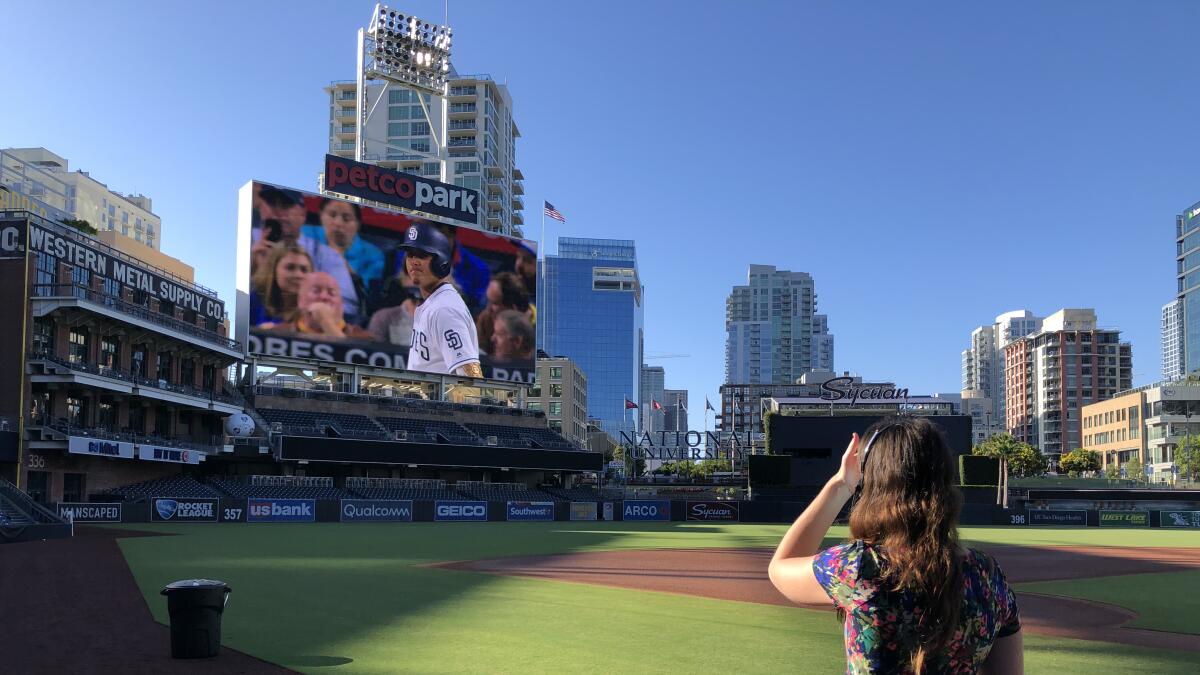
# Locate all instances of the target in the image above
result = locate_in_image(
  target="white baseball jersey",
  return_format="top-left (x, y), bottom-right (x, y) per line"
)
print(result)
top-left (407, 283), bottom-right (480, 375)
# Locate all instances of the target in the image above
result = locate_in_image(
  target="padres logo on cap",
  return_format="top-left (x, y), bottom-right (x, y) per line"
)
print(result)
top-left (406, 226), bottom-right (419, 240)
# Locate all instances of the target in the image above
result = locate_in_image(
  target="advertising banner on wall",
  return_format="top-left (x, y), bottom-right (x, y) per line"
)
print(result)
top-left (569, 502), bottom-right (597, 521)
top-left (1026, 509), bottom-right (1087, 526)
top-left (324, 155), bottom-right (480, 225)
top-left (434, 500), bottom-right (488, 521)
top-left (238, 180), bottom-right (538, 384)
top-left (1098, 510), bottom-right (1149, 527)
top-left (152, 498), bottom-right (218, 522)
top-left (68, 436), bottom-right (134, 460)
top-left (340, 499), bottom-right (414, 522)
top-left (137, 445), bottom-right (204, 465)
top-left (685, 501), bottom-right (740, 522)
top-left (247, 498), bottom-right (316, 522)
top-left (57, 502), bottom-right (122, 523)
top-left (622, 500), bottom-right (671, 521)
top-left (1160, 510), bottom-right (1200, 528)
top-left (506, 501), bottom-right (554, 521)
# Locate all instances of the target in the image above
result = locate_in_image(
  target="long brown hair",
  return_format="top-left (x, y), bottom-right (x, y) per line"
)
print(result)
top-left (848, 416), bottom-right (964, 672)
top-left (252, 242), bottom-right (312, 321)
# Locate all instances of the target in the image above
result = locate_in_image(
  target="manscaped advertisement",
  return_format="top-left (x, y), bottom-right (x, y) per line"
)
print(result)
top-left (238, 180), bottom-right (537, 384)
top-left (57, 502), bottom-right (122, 523)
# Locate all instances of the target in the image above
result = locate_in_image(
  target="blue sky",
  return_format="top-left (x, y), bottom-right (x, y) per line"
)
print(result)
top-left (6, 1), bottom-right (1200, 427)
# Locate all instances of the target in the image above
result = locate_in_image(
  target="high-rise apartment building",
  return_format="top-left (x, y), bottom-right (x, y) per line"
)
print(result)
top-left (1003, 309), bottom-right (1133, 459)
top-left (725, 265), bottom-right (833, 385)
top-left (325, 73), bottom-right (524, 237)
top-left (639, 365), bottom-right (665, 433)
top-left (528, 357), bottom-right (588, 446)
top-left (1163, 298), bottom-right (1185, 381)
top-left (1176, 201), bottom-right (1200, 375)
top-left (961, 310), bottom-right (1042, 428)
top-left (539, 238), bottom-right (643, 436)
top-left (2, 148), bottom-right (162, 251)
top-left (662, 389), bottom-right (688, 432)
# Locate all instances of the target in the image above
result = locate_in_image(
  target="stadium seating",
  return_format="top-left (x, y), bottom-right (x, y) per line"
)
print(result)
top-left (206, 477), bottom-right (351, 500)
top-left (0, 496), bottom-right (35, 526)
top-left (346, 478), bottom-right (462, 501)
top-left (375, 417), bottom-right (482, 445)
top-left (539, 486), bottom-right (604, 502)
top-left (464, 424), bottom-right (532, 447)
top-left (256, 408), bottom-right (386, 439)
top-left (454, 481), bottom-right (555, 502)
top-left (102, 475), bottom-right (223, 500)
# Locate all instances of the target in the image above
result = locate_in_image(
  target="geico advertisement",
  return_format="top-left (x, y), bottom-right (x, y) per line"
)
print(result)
top-left (622, 500), bottom-right (671, 521)
top-left (241, 180), bottom-right (537, 385)
top-left (340, 499), bottom-right (414, 522)
top-left (434, 500), bottom-right (488, 521)
top-left (247, 498), bottom-right (316, 522)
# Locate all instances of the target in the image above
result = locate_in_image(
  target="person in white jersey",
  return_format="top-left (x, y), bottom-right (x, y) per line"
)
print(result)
top-left (401, 222), bottom-right (483, 378)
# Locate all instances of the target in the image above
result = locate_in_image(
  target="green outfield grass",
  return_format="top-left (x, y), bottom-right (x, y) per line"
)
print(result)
top-left (112, 523), bottom-right (1200, 674)
top-left (1018, 569), bottom-right (1200, 634)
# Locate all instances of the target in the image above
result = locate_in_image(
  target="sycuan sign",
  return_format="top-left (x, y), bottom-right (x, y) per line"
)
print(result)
top-left (819, 377), bottom-right (910, 404)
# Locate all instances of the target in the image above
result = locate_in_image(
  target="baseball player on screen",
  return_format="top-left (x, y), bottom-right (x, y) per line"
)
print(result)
top-left (401, 222), bottom-right (483, 378)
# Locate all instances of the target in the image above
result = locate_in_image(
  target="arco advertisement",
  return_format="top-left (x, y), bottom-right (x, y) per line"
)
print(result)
top-left (622, 500), bottom-right (670, 521)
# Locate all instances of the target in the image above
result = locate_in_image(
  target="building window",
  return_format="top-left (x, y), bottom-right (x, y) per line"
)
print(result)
top-left (33, 318), bottom-right (54, 355)
top-left (35, 253), bottom-right (55, 286)
top-left (180, 358), bottom-right (196, 387)
top-left (68, 329), bottom-right (89, 364)
top-left (128, 405), bottom-right (145, 434)
top-left (526, 401), bottom-right (542, 411)
top-left (155, 407), bottom-right (171, 436)
top-left (96, 398), bottom-right (117, 430)
top-left (63, 473), bottom-right (85, 503)
top-left (388, 122), bottom-right (409, 136)
top-left (100, 336), bottom-right (120, 370)
top-left (202, 364), bottom-right (216, 392)
top-left (131, 345), bottom-right (147, 378)
top-left (66, 396), bottom-right (85, 426)
top-left (156, 352), bottom-right (173, 383)
top-left (548, 420), bottom-right (563, 432)
top-left (550, 384), bottom-right (563, 398)
top-left (549, 402), bottom-right (563, 416)
top-left (550, 367), bottom-right (562, 380)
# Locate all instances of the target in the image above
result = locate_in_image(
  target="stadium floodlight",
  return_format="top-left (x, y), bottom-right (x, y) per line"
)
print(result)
top-left (365, 3), bottom-right (452, 95)
top-left (353, 3), bottom-right (456, 185)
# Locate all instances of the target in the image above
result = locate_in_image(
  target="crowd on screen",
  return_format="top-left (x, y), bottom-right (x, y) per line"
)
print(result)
top-left (248, 184), bottom-right (535, 364)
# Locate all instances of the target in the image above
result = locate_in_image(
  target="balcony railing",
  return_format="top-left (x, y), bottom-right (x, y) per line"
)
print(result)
top-left (30, 416), bottom-right (223, 452)
top-left (31, 284), bottom-right (240, 351)
top-left (29, 350), bottom-right (243, 405)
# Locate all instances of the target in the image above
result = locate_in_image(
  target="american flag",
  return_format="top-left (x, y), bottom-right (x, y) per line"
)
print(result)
top-left (543, 201), bottom-right (566, 223)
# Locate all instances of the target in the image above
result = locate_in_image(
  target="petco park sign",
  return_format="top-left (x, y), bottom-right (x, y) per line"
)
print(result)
top-left (324, 155), bottom-right (478, 223)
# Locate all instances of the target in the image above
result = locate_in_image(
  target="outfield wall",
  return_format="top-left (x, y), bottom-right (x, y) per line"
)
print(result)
top-left (50, 496), bottom-right (1200, 528)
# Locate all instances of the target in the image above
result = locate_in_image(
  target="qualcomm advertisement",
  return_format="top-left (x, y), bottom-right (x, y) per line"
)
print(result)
top-left (506, 501), bottom-right (554, 521)
top-left (151, 498), bottom-right (218, 522)
top-left (340, 499), bottom-right (414, 522)
top-left (434, 500), bottom-right (488, 521)
top-left (248, 498), bottom-right (316, 523)
top-left (622, 500), bottom-right (671, 521)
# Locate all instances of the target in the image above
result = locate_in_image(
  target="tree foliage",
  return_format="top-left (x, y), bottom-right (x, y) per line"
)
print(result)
top-left (972, 434), bottom-right (1046, 478)
top-left (61, 218), bottom-right (98, 235)
top-left (1059, 448), bottom-right (1101, 474)
top-left (1124, 457), bottom-right (1143, 482)
top-left (1178, 435), bottom-right (1200, 482)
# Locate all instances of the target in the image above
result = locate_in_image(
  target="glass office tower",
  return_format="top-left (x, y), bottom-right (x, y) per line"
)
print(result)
top-left (539, 238), bottom-right (643, 437)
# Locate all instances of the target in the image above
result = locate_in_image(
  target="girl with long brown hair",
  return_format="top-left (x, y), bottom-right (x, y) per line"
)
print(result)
top-left (250, 242), bottom-right (313, 328)
top-left (769, 416), bottom-right (1023, 674)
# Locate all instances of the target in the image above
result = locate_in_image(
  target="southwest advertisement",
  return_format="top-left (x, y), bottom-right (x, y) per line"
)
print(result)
top-left (506, 501), bottom-right (554, 521)
top-left (238, 180), bottom-right (537, 384)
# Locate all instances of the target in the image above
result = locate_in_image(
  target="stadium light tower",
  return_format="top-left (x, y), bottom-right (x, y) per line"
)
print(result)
top-left (356, 3), bottom-right (453, 181)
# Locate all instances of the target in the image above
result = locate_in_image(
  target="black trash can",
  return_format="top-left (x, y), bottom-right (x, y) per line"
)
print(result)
top-left (160, 579), bottom-right (231, 659)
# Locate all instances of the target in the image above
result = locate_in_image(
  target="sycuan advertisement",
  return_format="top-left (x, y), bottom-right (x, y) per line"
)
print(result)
top-left (237, 180), bottom-right (537, 384)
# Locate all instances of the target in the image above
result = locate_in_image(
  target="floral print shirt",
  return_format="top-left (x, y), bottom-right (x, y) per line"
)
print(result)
top-left (813, 541), bottom-right (1020, 674)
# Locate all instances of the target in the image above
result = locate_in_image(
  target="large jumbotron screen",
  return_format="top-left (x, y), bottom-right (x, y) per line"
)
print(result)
top-left (236, 180), bottom-right (537, 384)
